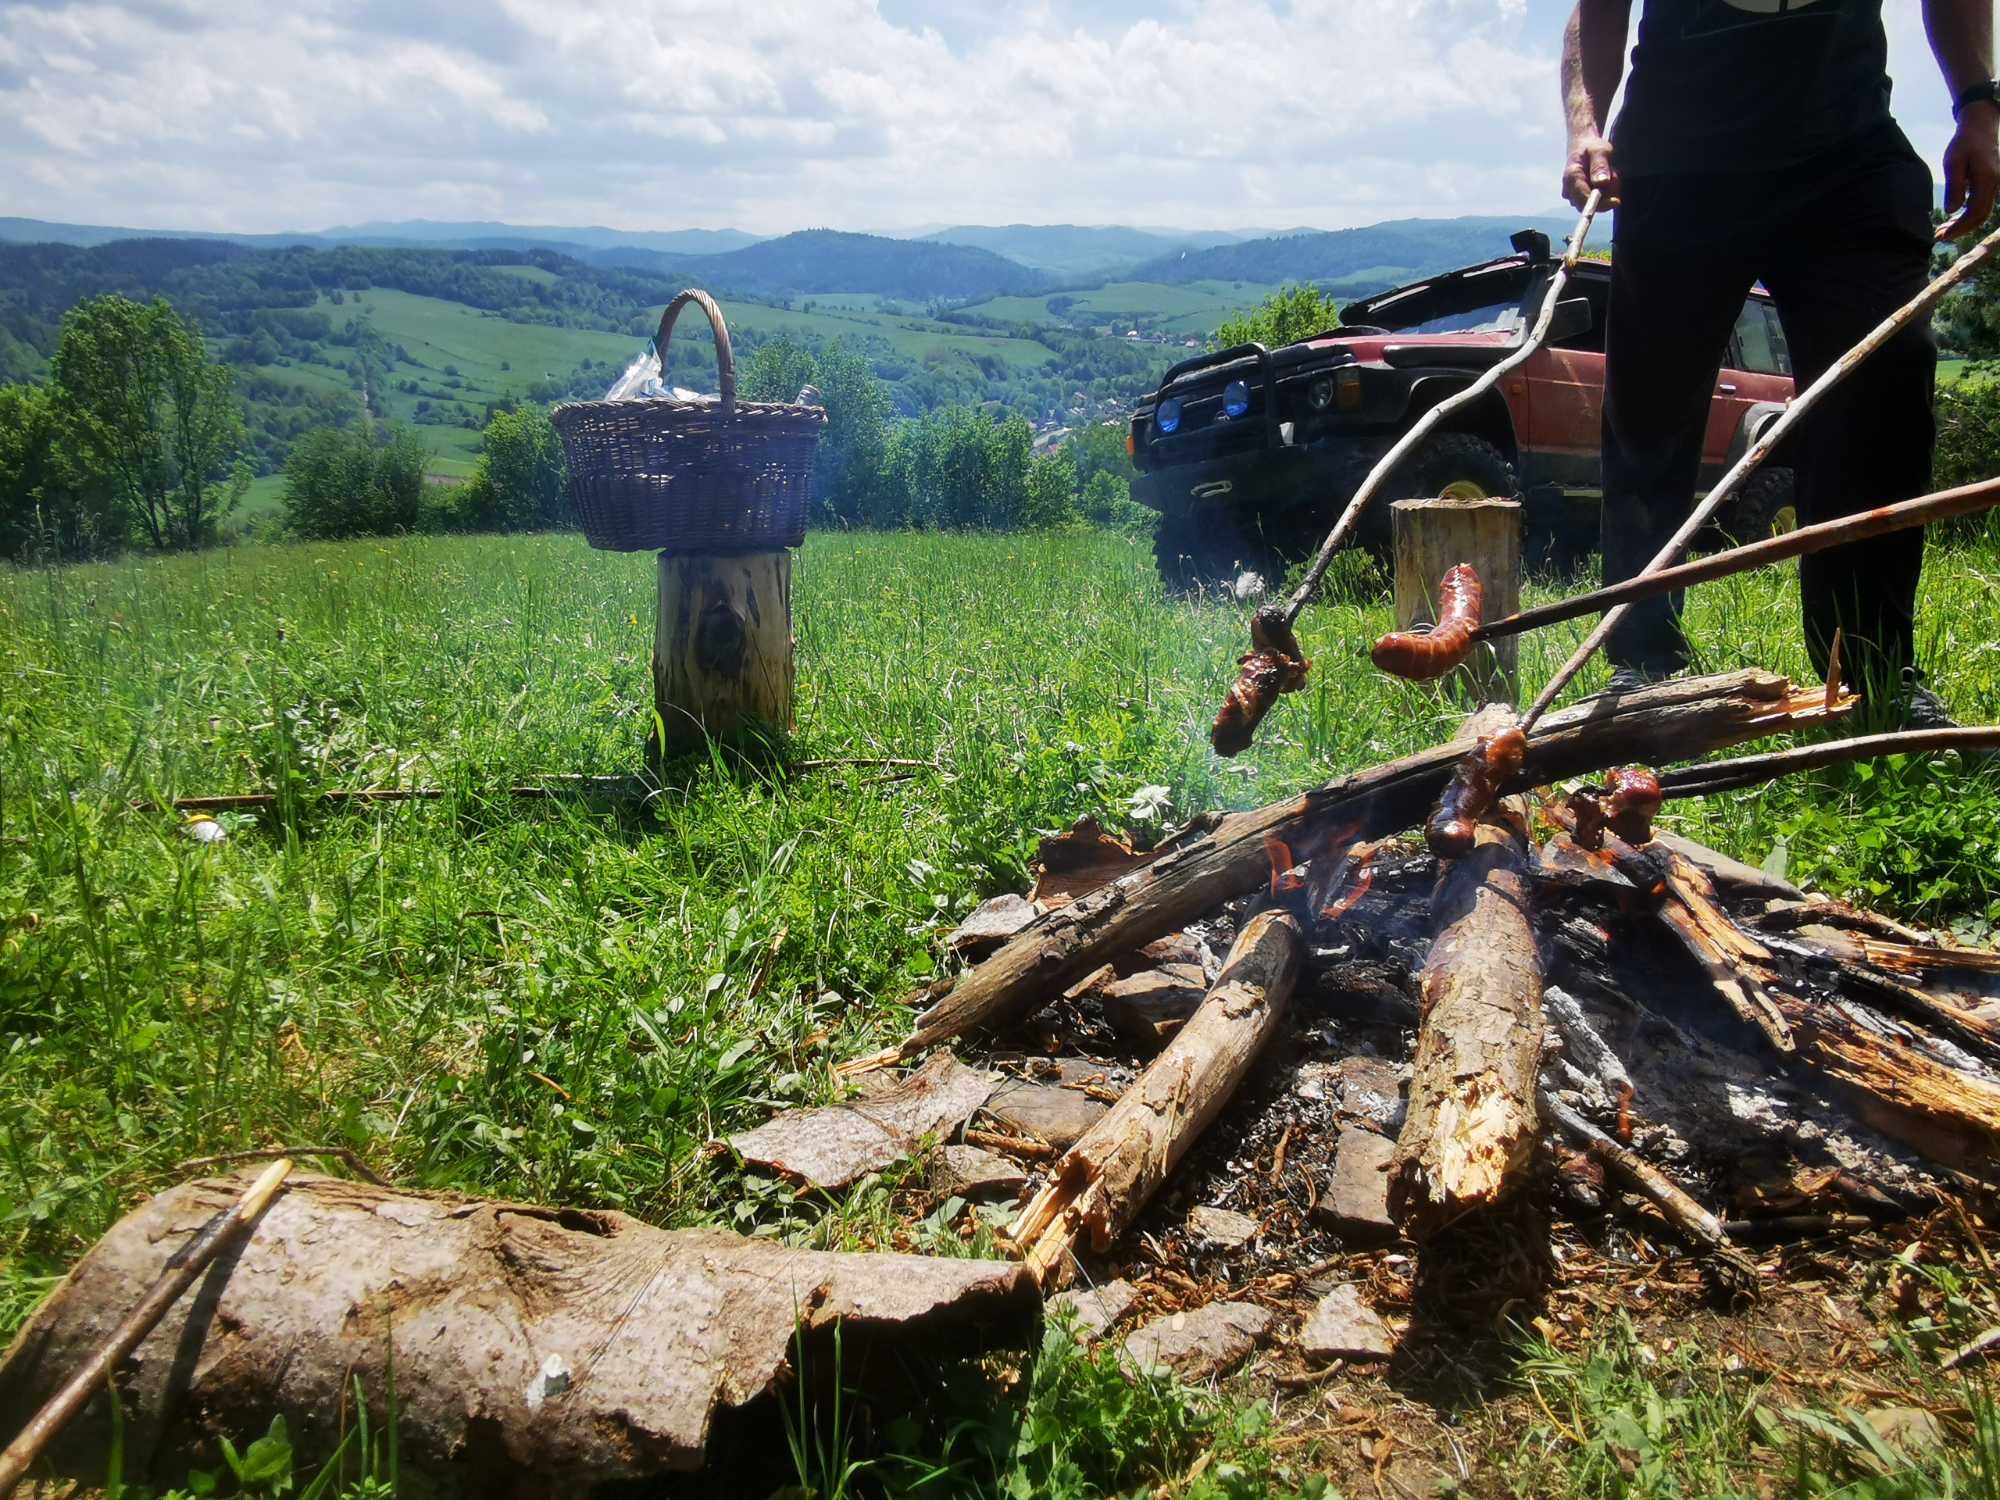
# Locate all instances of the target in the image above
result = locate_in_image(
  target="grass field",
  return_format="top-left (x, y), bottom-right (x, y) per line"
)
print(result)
top-left (2, 529), bottom-right (1996, 1494)
top-left (967, 279), bottom-right (1279, 337)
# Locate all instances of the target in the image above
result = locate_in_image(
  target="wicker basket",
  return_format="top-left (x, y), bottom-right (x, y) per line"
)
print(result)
top-left (553, 289), bottom-right (826, 553)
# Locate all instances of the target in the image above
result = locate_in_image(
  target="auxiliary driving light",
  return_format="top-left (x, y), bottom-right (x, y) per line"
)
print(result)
top-left (1222, 380), bottom-right (1250, 418)
top-left (1156, 397), bottom-right (1182, 434)
top-left (1307, 376), bottom-right (1335, 410)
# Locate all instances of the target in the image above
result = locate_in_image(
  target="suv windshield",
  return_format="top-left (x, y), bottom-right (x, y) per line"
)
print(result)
top-left (1390, 301), bottom-right (1525, 336)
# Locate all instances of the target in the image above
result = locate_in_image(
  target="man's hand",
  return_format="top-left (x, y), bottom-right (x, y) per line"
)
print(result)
top-left (1563, 130), bottom-right (1621, 210)
top-left (1939, 102), bottom-right (2000, 239)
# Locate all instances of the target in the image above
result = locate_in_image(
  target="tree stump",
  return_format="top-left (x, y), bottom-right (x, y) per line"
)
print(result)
top-left (1391, 497), bottom-right (1522, 704)
top-left (651, 549), bottom-right (794, 764)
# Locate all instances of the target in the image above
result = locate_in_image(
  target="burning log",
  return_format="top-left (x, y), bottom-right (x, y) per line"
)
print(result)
top-left (1006, 909), bottom-right (1303, 1287)
top-left (0, 1175), bottom-right (1038, 1491)
top-left (1560, 832), bottom-right (2000, 1172)
top-left (1389, 712), bottom-right (1545, 1238)
top-left (894, 670), bottom-right (1847, 1056)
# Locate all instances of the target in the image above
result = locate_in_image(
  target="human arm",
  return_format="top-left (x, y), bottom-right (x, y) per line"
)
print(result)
top-left (1562, 0), bottom-right (1633, 209)
top-left (1925, 0), bottom-right (2000, 239)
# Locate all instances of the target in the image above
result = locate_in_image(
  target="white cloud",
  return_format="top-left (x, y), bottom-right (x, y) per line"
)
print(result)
top-left (0, 0), bottom-right (1963, 234)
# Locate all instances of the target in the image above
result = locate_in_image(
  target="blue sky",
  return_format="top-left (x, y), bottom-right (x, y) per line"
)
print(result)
top-left (0, 1), bottom-right (1965, 236)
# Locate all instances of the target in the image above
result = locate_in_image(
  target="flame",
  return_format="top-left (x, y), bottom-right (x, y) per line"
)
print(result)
top-left (1263, 835), bottom-right (1305, 896)
top-left (1319, 843), bottom-right (1378, 922)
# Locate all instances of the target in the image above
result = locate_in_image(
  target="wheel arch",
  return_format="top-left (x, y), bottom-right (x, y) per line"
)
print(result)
top-left (1403, 375), bottom-right (1519, 465)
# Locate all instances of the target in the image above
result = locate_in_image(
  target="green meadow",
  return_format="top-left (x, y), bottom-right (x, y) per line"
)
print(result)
top-left (2, 528), bottom-right (1997, 1494)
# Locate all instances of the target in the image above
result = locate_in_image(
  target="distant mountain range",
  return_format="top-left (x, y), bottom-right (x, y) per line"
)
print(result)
top-left (598, 229), bottom-right (1047, 301)
top-left (1127, 215), bottom-right (1578, 289)
top-left (916, 224), bottom-right (1246, 277)
top-left (0, 212), bottom-right (1577, 306)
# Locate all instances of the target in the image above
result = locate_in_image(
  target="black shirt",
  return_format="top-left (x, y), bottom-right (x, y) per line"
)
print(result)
top-left (1612, 0), bottom-right (1894, 175)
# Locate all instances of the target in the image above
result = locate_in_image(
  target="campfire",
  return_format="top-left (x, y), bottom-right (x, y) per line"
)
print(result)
top-left (726, 667), bottom-right (2000, 1375)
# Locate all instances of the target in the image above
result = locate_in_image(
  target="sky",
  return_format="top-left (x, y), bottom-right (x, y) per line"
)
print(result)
top-left (0, 1), bottom-right (1966, 237)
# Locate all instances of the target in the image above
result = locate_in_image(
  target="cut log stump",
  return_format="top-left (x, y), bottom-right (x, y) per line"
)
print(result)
top-left (651, 549), bottom-right (793, 763)
top-left (0, 1175), bottom-right (1038, 1492)
top-left (1391, 496), bottom-right (1522, 704)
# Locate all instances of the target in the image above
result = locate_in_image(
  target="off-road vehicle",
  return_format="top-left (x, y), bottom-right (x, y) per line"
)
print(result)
top-left (1128, 230), bottom-right (1797, 591)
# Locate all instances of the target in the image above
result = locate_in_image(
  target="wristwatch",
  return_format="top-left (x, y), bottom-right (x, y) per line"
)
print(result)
top-left (1953, 79), bottom-right (2000, 119)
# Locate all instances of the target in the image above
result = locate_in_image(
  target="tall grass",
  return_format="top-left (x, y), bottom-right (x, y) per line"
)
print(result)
top-left (2, 526), bottom-right (1997, 1493)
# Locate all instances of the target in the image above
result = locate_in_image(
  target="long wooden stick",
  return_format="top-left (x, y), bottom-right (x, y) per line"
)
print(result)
top-left (1539, 1089), bottom-right (1757, 1288)
top-left (1475, 477), bottom-right (2000, 647)
top-left (1659, 726), bottom-right (2000, 798)
top-left (1521, 220), bottom-right (2000, 730)
top-left (1280, 192), bottom-right (1602, 627)
top-left (0, 1160), bottom-right (292, 1497)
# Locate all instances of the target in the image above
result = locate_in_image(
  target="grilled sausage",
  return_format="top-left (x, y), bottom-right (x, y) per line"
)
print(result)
top-left (1603, 767), bottom-right (1663, 844)
top-left (1424, 724), bottom-right (1528, 857)
top-left (1370, 563), bottom-right (1484, 681)
top-left (1211, 606), bottom-right (1311, 757)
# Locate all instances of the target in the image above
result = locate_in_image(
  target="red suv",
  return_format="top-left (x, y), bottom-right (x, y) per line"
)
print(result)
top-left (1129, 230), bottom-right (1796, 590)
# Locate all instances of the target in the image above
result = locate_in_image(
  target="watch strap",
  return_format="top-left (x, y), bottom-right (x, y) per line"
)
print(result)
top-left (1953, 79), bottom-right (2000, 120)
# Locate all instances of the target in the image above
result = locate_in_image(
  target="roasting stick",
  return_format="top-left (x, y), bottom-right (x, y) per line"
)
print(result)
top-left (1655, 726), bottom-right (2000, 799)
top-left (0, 1160), bottom-right (293, 1497)
top-left (1468, 476), bottom-right (2000, 649)
top-left (1519, 221), bottom-right (2000, 732)
top-left (1278, 190), bottom-right (1604, 629)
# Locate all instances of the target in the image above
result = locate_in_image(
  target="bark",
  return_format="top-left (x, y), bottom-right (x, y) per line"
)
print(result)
top-left (652, 550), bottom-right (794, 758)
top-left (1388, 766), bottom-right (1545, 1239)
top-left (900, 669), bottom-right (1840, 1055)
top-left (0, 1176), bottom-right (1038, 1492)
top-left (1006, 909), bottom-right (1303, 1287)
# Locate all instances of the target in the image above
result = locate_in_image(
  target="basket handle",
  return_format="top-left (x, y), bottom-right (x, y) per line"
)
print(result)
top-left (657, 289), bottom-right (735, 416)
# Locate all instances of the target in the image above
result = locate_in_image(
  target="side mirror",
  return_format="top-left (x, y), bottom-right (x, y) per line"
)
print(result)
top-left (1547, 296), bottom-right (1593, 342)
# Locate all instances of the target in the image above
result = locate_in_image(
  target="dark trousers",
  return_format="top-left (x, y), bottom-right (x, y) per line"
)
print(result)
top-left (1601, 122), bottom-right (1936, 689)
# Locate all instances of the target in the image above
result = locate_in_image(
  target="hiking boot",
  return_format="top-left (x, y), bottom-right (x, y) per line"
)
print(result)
top-left (1893, 670), bottom-right (1960, 732)
top-left (1601, 664), bottom-right (1675, 699)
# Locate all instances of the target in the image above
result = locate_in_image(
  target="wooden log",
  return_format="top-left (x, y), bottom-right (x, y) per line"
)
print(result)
top-left (895, 670), bottom-right (1845, 1056)
top-left (1006, 909), bottom-right (1303, 1287)
top-left (1388, 702), bottom-right (1544, 1237)
top-left (0, 1175), bottom-right (1038, 1492)
top-left (651, 549), bottom-right (794, 762)
top-left (1391, 497), bottom-right (1522, 703)
top-left (1631, 847), bottom-right (2000, 1171)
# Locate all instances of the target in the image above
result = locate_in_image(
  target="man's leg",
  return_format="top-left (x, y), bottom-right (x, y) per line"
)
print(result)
top-left (1600, 175), bottom-right (1756, 674)
top-left (1759, 128), bottom-right (1936, 694)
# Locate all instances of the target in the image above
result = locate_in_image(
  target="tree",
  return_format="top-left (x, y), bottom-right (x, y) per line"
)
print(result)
top-left (740, 338), bottom-right (817, 403)
top-left (0, 382), bottom-right (121, 560)
top-left (1213, 284), bottom-right (1341, 350)
top-left (1022, 445), bottom-right (1078, 529)
top-left (282, 424), bottom-right (429, 539)
top-left (460, 405), bottom-right (570, 531)
top-left (812, 341), bottom-right (890, 524)
top-left (50, 295), bottom-right (247, 549)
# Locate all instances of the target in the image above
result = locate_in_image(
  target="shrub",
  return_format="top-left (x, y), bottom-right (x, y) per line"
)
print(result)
top-left (1933, 374), bottom-right (2000, 540)
top-left (281, 423), bottom-right (429, 539)
top-left (456, 404), bottom-right (570, 531)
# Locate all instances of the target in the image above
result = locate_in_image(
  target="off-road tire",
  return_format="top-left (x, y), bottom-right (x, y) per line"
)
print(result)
top-left (1383, 431), bottom-right (1519, 507)
top-left (1711, 466), bottom-right (1797, 543)
top-left (1154, 511), bottom-right (1285, 598)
